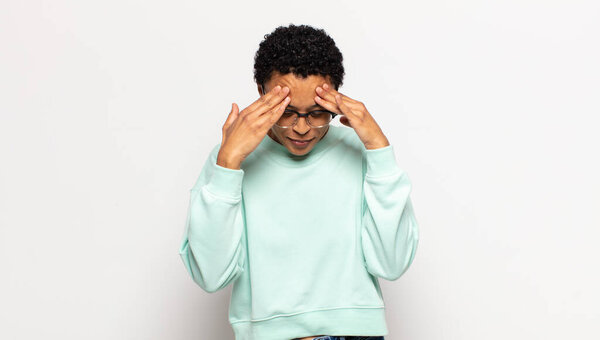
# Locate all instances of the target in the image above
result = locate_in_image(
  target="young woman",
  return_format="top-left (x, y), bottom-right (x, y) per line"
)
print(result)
top-left (179, 24), bottom-right (419, 340)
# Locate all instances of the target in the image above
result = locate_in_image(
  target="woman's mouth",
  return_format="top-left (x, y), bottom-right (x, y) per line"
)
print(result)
top-left (287, 137), bottom-right (314, 147)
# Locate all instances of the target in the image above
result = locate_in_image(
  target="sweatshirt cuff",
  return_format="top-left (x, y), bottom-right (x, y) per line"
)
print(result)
top-left (203, 161), bottom-right (244, 198)
top-left (364, 145), bottom-right (402, 177)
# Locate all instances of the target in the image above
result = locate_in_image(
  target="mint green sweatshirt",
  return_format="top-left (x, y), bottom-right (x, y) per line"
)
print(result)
top-left (179, 125), bottom-right (419, 340)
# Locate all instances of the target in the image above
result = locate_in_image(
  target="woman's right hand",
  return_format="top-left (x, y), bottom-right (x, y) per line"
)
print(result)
top-left (216, 85), bottom-right (290, 169)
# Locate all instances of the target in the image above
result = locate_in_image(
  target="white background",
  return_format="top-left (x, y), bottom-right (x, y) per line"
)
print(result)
top-left (1, 1), bottom-right (599, 339)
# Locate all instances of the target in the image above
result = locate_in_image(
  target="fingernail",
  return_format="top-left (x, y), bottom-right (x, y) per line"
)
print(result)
top-left (323, 83), bottom-right (329, 89)
top-left (274, 85), bottom-right (281, 91)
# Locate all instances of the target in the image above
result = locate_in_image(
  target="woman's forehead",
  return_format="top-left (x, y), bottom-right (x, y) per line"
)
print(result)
top-left (265, 73), bottom-right (330, 108)
top-left (266, 72), bottom-right (330, 91)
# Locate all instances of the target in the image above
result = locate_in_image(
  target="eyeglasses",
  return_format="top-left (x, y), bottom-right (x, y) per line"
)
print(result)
top-left (275, 109), bottom-right (338, 128)
top-left (260, 83), bottom-right (337, 128)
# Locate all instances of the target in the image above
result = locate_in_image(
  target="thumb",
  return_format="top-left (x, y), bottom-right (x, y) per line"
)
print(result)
top-left (223, 103), bottom-right (239, 130)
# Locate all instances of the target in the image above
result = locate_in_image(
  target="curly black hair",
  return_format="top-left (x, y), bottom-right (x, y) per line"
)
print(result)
top-left (253, 24), bottom-right (345, 90)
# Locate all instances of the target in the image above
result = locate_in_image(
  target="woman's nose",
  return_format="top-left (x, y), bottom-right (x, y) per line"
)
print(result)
top-left (293, 117), bottom-right (311, 134)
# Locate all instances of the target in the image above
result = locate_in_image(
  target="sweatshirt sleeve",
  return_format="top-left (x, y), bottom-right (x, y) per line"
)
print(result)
top-left (361, 144), bottom-right (419, 281)
top-left (178, 144), bottom-right (246, 293)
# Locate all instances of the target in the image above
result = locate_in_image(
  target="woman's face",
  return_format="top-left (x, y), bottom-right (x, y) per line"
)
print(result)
top-left (259, 72), bottom-right (333, 156)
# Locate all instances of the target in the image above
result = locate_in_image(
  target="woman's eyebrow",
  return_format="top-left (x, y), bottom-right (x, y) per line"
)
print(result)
top-left (286, 104), bottom-right (323, 109)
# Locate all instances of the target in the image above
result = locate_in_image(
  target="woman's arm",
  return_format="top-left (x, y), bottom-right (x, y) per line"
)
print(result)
top-left (179, 144), bottom-right (247, 292)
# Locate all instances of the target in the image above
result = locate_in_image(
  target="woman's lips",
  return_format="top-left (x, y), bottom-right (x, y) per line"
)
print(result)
top-left (287, 137), bottom-right (314, 147)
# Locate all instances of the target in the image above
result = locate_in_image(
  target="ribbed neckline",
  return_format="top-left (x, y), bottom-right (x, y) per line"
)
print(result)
top-left (256, 125), bottom-right (341, 167)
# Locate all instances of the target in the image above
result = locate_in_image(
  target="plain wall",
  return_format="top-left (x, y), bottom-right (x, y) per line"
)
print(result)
top-left (1, 0), bottom-right (598, 339)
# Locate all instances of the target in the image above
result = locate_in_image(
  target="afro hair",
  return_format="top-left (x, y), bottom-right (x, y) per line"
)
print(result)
top-left (253, 24), bottom-right (345, 90)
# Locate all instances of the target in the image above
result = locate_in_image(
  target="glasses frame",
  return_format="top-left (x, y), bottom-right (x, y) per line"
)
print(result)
top-left (275, 109), bottom-right (338, 129)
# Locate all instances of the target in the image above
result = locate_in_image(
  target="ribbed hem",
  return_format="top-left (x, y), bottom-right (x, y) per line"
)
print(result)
top-left (231, 307), bottom-right (388, 340)
top-left (364, 145), bottom-right (401, 177)
top-left (196, 161), bottom-right (244, 198)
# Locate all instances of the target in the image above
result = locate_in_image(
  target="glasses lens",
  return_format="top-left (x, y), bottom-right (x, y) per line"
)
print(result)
top-left (308, 111), bottom-right (332, 127)
top-left (277, 110), bottom-right (296, 127)
top-left (276, 110), bottom-right (333, 127)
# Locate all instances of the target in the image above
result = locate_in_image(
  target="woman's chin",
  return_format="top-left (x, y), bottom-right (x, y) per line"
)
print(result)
top-left (285, 145), bottom-right (314, 156)
top-left (268, 128), bottom-right (325, 156)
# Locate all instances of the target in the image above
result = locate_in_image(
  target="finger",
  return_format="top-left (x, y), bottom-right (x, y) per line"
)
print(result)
top-left (241, 85), bottom-right (282, 114)
top-left (258, 96), bottom-right (291, 126)
top-left (321, 83), bottom-right (359, 104)
top-left (315, 86), bottom-right (359, 114)
top-left (314, 95), bottom-right (343, 115)
top-left (269, 96), bottom-right (291, 121)
top-left (315, 86), bottom-right (339, 104)
top-left (335, 94), bottom-right (356, 118)
top-left (251, 86), bottom-right (291, 118)
top-left (260, 86), bottom-right (290, 112)
top-left (223, 103), bottom-right (239, 131)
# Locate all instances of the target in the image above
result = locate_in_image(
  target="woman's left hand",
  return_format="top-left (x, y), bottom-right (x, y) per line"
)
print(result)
top-left (315, 83), bottom-right (390, 150)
